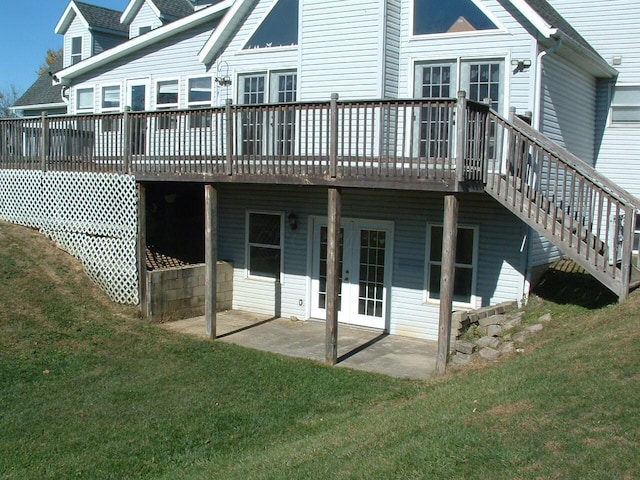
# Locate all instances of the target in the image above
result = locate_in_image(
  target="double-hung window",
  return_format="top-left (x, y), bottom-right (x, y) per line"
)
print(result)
top-left (101, 85), bottom-right (121, 132)
top-left (188, 76), bottom-right (213, 129)
top-left (71, 37), bottom-right (82, 65)
top-left (76, 87), bottom-right (94, 112)
top-left (156, 79), bottom-right (179, 129)
top-left (247, 212), bottom-right (283, 280)
top-left (611, 85), bottom-right (640, 125)
top-left (426, 224), bottom-right (478, 305)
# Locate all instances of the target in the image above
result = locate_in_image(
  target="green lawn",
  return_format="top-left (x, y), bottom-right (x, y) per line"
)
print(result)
top-left (0, 221), bottom-right (638, 479)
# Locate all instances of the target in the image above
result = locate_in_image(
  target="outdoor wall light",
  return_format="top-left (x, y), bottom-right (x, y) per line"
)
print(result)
top-left (288, 212), bottom-right (298, 230)
top-left (215, 76), bottom-right (232, 87)
top-left (511, 59), bottom-right (532, 72)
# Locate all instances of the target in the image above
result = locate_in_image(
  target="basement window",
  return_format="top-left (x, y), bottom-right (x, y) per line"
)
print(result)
top-left (247, 212), bottom-right (283, 281)
top-left (426, 224), bottom-right (478, 305)
top-left (611, 85), bottom-right (640, 125)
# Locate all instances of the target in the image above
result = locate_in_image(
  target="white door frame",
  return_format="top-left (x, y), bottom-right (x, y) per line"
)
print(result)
top-left (308, 216), bottom-right (393, 330)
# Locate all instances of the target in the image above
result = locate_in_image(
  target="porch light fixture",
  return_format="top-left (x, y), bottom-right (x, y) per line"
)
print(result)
top-left (288, 212), bottom-right (298, 230)
top-left (511, 59), bottom-right (531, 72)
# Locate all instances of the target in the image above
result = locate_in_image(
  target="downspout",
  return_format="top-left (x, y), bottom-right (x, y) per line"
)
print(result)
top-left (533, 36), bottom-right (562, 130)
top-left (524, 36), bottom-right (562, 300)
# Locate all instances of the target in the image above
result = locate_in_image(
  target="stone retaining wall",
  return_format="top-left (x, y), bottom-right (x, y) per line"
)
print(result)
top-left (145, 261), bottom-right (233, 323)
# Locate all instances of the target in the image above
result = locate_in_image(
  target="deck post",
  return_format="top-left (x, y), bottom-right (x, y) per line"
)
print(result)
top-left (329, 93), bottom-right (339, 178)
top-left (40, 112), bottom-right (49, 172)
top-left (137, 182), bottom-right (148, 316)
top-left (123, 107), bottom-right (131, 174)
top-left (619, 205), bottom-right (635, 301)
top-left (205, 184), bottom-right (218, 339)
top-left (225, 99), bottom-right (233, 176)
top-left (326, 186), bottom-right (342, 365)
top-left (455, 91), bottom-right (467, 184)
top-left (435, 193), bottom-right (459, 376)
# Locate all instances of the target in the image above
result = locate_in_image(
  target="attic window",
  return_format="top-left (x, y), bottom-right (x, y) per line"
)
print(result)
top-left (413, 0), bottom-right (497, 35)
top-left (243, 0), bottom-right (299, 50)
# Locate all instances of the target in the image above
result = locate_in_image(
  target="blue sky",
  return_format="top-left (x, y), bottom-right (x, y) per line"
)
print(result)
top-left (0, 0), bottom-right (128, 95)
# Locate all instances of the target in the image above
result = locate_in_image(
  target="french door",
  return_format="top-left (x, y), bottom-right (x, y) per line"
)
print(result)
top-left (310, 218), bottom-right (393, 330)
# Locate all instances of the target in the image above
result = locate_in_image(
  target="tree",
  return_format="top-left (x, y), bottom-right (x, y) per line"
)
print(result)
top-left (0, 85), bottom-right (22, 118)
top-left (37, 48), bottom-right (63, 77)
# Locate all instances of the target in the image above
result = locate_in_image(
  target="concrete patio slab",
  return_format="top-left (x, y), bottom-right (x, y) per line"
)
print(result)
top-left (160, 310), bottom-right (438, 380)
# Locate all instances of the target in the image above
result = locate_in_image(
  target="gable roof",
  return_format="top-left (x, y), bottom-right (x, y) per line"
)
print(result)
top-left (13, 56), bottom-right (66, 110)
top-left (120, 0), bottom-right (196, 24)
top-left (55, 1), bottom-right (128, 35)
top-left (57, 0), bottom-right (234, 85)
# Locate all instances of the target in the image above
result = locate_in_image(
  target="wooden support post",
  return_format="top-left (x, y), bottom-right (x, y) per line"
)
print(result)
top-left (329, 93), bottom-right (339, 178)
top-left (619, 205), bottom-right (634, 301)
top-left (205, 184), bottom-right (218, 339)
top-left (137, 183), bottom-right (148, 316)
top-left (326, 187), bottom-right (342, 365)
top-left (435, 194), bottom-right (459, 376)
top-left (455, 91), bottom-right (467, 184)
top-left (123, 107), bottom-right (131, 174)
top-left (225, 99), bottom-right (233, 176)
top-left (40, 112), bottom-right (49, 171)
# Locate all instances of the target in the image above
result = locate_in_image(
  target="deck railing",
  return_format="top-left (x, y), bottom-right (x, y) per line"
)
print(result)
top-left (470, 103), bottom-right (639, 297)
top-left (1, 96), bottom-right (468, 184)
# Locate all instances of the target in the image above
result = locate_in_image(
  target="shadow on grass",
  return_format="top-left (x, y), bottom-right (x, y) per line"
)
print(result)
top-left (532, 267), bottom-right (618, 309)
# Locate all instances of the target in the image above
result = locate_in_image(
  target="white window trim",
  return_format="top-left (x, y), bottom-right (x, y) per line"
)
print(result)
top-left (609, 82), bottom-right (640, 127)
top-left (70, 36), bottom-right (83, 65)
top-left (424, 223), bottom-right (479, 308)
top-left (410, 55), bottom-right (510, 115)
top-left (154, 77), bottom-right (180, 110)
top-left (245, 210), bottom-right (285, 283)
top-left (99, 83), bottom-right (122, 113)
top-left (186, 74), bottom-right (214, 108)
top-left (75, 86), bottom-right (94, 113)
top-left (409, 0), bottom-right (508, 40)
top-left (234, 68), bottom-right (297, 104)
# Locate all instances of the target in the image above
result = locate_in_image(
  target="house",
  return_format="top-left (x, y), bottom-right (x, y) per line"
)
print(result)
top-left (0, 0), bottom-right (638, 370)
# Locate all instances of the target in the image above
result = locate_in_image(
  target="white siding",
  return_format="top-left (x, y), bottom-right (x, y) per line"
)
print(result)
top-left (299, 0), bottom-right (385, 100)
top-left (215, 185), bottom-right (526, 341)
top-left (64, 15), bottom-right (92, 67)
top-left (540, 54), bottom-right (597, 165)
top-left (548, 0), bottom-right (640, 198)
top-left (384, 0), bottom-right (402, 99)
top-left (129, 1), bottom-right (164, 38)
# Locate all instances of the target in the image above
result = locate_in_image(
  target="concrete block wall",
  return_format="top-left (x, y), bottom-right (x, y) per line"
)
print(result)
top-left (146, 261), bottom-right (233, 323)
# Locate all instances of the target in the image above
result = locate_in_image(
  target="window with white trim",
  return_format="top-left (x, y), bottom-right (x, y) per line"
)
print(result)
top-left (156, 79), bottom-right (179, 129)
top-left (243, 0), bottom-right (299, 49)
top-left (426, 224), bottom-right (477, 305)
top-left (247, 212), bottom-right (283, 280)
top-left (611, 85), bottom-right (640, 125)
top-left (188, 76), bottom-right (213, 129)
top-left (71, 36), bottom-right (82, 65)
top-left (76, 87), bottom-right (94, 112)
top-left (101, 85), bottom-right (121, 132)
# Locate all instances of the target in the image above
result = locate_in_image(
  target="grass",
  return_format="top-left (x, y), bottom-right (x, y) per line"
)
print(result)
top-left (0, 220), bottom-right (638, 479)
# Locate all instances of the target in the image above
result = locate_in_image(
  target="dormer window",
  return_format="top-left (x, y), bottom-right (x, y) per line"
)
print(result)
top-left (243, 0), bottom-right (298, 49)
top-left (139, 26), bottom-right (152, 35)
top-left (413, 0), bottom-right (498, 35)
top-left (71, 37), bottom-right (83, 65)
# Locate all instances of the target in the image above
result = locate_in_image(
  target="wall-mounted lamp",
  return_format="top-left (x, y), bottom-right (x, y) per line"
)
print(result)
top-left (511, 59), bottom-right (532, 73)
top-left (288, 212), bottom-right (298, 230)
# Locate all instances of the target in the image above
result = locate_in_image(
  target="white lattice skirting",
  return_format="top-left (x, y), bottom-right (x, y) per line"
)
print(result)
top-left (0, 169), bottom-right (139, 304)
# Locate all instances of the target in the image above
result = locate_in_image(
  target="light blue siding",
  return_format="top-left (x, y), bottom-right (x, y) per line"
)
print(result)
top-left (215, 185), bottom-right (526, 340)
